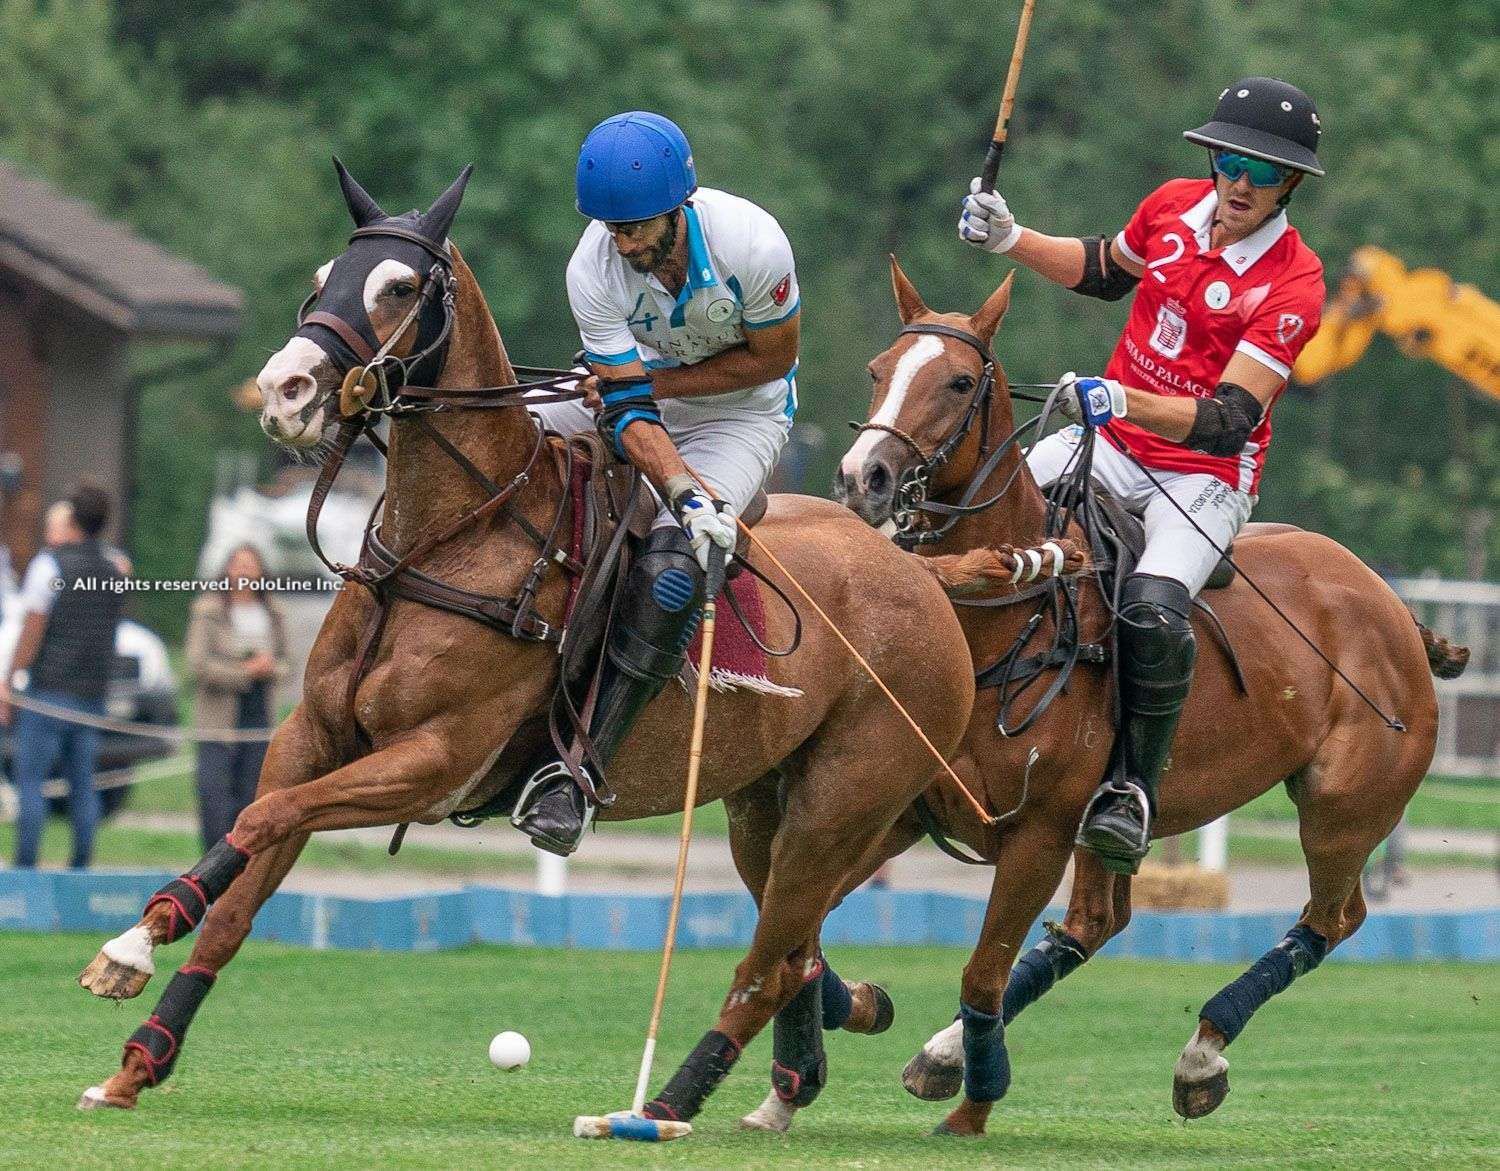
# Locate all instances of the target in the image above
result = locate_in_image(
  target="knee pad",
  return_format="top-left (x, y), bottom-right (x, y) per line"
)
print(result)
top-left (1119, 574), bottom-right (1197, 702)
top-left (608, 526), bottom-right (705, 684)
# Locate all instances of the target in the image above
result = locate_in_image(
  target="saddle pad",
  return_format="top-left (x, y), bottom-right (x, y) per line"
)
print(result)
top-left (684, 569), bottom-right (802, 698)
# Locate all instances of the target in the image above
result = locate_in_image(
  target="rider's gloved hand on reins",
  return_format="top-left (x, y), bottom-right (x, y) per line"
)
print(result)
top-left (958, 177), bottom-right (1024, 254)
top-left (1055, 371), bottom-right (1128, 428)
top-left (672, 486), bottom-right (737, 574)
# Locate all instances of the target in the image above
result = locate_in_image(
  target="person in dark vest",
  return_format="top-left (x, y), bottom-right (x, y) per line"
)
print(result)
top-left (1, 483), bottom-right (125, 868)
top-left (185, 543), bottom-right (288, 851)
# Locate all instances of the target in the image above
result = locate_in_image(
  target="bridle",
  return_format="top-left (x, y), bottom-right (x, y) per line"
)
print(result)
top-left (851, 322), bottom-right (1056, 548)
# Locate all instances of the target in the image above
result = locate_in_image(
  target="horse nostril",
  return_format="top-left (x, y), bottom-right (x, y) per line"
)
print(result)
top-left (277, 373), bottom-right (316, 404)
top-left (865, 462), bottom-right (890, 495)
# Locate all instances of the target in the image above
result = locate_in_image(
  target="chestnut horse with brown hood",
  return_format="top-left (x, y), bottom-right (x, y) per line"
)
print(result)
top-left (832, 260), bottom-right (1463, 1135)
top-left (71, 167), bottom-right (978, 1129)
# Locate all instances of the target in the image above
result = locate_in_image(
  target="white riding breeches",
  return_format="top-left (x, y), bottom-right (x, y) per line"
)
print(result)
top-left (1026, 426), bottom-right (1253, 597)
top-left (527, 394), bottom-right (788, 527)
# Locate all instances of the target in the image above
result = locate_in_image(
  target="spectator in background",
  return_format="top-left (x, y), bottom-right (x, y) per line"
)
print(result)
top-left (0, 484), bottom-right (125, 868)
top-left (185, 544), bottom-right (288, 850)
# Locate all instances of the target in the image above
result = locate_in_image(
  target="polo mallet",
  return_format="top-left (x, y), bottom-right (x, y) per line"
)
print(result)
top-left (980, 0), bottom-right (1037, 192)
top-left (573, 549), bottom-right (727, 1142)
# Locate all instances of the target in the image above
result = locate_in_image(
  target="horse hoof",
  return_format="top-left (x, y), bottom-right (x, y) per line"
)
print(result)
top-left (1173, 1068), bottom-right (1230, 1119)
top-left (78, 953), bottom-right (152, 1001)
top-left (844, 981), bottom-right (896, 1035)
top-left (77, 1085), bottom-right (131, 1111)
top-left (740, 1091), bottom-right (797, 1133)
top-left (903, 1050), bottom-right (964, 1101)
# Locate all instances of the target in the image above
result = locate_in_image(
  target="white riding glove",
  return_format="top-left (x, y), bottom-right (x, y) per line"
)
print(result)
top-left (673, 488), bottom-right (738, 574)
top-left (1055, 372), bottom-right (1128, 427)
top-left (958, 177), bottom-right (1024, 254)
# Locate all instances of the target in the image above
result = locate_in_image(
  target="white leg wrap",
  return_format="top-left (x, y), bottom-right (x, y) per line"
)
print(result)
top-left (101, 925), bottom-right (157, 976)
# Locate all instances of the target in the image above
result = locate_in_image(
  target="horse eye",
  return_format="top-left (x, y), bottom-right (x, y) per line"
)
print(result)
top-left (950, 375), bottom-right (975, 393)
top-left (389, 282), bottom-right (417, 298)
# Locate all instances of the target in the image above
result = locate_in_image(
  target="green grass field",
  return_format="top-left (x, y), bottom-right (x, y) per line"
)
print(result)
top-left (4, 934), bottom-right (1495, 1169)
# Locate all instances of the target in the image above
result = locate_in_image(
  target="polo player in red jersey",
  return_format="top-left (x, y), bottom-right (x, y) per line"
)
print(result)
top-left (958, 77), bottom-right (1328, 872)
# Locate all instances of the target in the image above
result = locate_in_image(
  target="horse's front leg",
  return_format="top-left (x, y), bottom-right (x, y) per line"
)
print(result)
top-left (75, 720), bottom-right (472, 1109)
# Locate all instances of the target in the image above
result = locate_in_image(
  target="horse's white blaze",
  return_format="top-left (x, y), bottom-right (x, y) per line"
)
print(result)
top-left (1174, 1027), bottom-right (1228, 1084)
top-left (364, 258), bottom-right (418, 315)
top-left (839, 334), bottom-right (944, 478)
top-left (100, 924), bottom-right (155, 976)
top-left (923, 1019), bottom-right (965, 1066)
top-left (741, 1090), bottom-right (798, 1132)
top-left (314, 258), bottom-right (334, 289)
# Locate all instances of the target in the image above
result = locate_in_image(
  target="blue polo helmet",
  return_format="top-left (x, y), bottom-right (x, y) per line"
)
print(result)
top-left (576, 111), bottom-right (697, 222)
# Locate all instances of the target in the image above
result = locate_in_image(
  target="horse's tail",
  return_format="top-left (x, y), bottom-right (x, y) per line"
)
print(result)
top-left (918, 539), bottom-right (1088, 597)
top-left (1414, 616), bottom-right (1470, 679)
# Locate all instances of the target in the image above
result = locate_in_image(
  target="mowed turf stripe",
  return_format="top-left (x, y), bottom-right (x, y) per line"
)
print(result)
top-left (2, 934), bottom-right (1495, 1169)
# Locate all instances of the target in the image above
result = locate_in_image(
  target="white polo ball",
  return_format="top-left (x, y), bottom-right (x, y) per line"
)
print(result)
top-left (488, 1030), bottom-right (531, 1070)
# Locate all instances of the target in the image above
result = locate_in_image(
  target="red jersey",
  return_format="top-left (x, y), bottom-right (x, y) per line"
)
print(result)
top-left (1105, 178), bottom-right (1325, 493)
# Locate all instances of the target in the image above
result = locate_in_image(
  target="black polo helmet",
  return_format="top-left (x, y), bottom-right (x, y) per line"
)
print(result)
top-left (1184, 77), bottom-right (1324, 177)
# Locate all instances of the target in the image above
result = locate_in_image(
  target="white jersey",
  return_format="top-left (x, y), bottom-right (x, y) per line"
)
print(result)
top-left (565, 186), bottom-right (801, 423)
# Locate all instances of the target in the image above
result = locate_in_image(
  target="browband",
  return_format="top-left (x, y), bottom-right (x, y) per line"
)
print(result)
top-left (349, 224), bottom-right (453, 264)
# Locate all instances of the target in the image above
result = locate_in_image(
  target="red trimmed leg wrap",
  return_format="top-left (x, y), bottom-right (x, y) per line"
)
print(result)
top-left (770, 961), bottom-right (828, 1106)
top-left (145, 839), bottom-right (251, 943)
top-left (643, 1030), bottom-right (742, 1122)
top-left (123, 967), bottom-right (216, 1086)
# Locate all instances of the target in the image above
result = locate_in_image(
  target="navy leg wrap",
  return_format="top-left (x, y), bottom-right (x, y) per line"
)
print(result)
top-left (959, 1001), bottom-right (1011, 1103)
top-left (1002, 926), bottom-right (1089, 1024)
top-left (771, 963), bottom-right (828, 1106)
top-left (819, 954), bottom-right (854, 1030)
top-left (123, 966), bottom-right (216, 1086)
top-left (1200, 924), bottom-right (1328, 1044)
top-left (145, 837), bottom-right (251, 943)
top-left (644, 1029), bottom-right (743, 1122)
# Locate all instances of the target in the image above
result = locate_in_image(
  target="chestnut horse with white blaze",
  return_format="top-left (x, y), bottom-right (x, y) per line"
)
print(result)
top-left (831, 260), bottom-right (1464, 1135)
top-left (72, 168), bottom-right (977, 1128)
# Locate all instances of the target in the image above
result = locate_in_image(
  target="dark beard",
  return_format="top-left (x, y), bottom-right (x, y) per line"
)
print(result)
top-left (625, 234), bottom-right (675, 275)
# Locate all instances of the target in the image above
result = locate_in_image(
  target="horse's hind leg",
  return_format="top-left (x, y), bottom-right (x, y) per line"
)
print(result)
top-left (1173, 742), bottom-right (1410, 1118)
top-left (642, 748), bottom-right (914, 1126)
top-left (740, 811), bottom-right (916, 1134)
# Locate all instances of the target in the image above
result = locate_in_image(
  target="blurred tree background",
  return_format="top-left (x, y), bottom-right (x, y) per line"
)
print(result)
top-left (2, 0), bottom-right (1496, 633)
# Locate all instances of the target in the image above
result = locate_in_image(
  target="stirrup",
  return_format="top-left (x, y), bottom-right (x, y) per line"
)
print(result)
top-left (510, 761), bottom-right (597, 857)
top-left (1075, 779), bottom-right (1152, 875)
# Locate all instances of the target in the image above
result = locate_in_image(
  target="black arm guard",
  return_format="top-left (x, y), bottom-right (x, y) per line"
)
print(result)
top-left (1070, 236), bottom-right (1140, 302)
top-left (1184, 382), bottom-right (1265, 457)
top-left (595, 377), bottom-right (664, 458)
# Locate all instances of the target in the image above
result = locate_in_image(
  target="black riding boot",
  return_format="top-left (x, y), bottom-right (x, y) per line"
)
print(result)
top-left (513, 526), bottom-right (705, 855)
top-left (1077, 573), bottom-right (1197, 874)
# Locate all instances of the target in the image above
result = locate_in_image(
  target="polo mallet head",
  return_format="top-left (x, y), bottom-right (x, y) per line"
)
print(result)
top-left (572, 1112), bottom-right (693, 1141)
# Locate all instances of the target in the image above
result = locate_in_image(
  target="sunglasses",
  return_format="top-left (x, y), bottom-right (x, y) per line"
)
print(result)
top-left (602, 216), bottom-right (666, 240)
top-left (1212, 150), bottom-right (1291, 188)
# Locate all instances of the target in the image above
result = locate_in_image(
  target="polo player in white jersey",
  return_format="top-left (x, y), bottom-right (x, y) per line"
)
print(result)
top-left (514, 110), bottom-right (802, 855)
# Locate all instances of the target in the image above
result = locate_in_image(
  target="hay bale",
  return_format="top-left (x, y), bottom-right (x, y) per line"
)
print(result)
top-left (1132, 863), bottom-right (1230, 910)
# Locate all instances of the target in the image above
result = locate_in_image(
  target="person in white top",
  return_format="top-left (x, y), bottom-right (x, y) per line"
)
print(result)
top-left (514, 111), bottom-right (803, 855)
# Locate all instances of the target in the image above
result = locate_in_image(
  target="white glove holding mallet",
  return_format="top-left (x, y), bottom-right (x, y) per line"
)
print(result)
top-left (959, 177), bottom-right (1024, 254)
top-left (674, 488), bottom-right (737, 574)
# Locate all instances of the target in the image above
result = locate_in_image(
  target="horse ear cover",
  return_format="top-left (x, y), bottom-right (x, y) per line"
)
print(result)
top-left (420, 164), bottom-right (475, 246)
top-left (333, 157), bottom-right (387, 227)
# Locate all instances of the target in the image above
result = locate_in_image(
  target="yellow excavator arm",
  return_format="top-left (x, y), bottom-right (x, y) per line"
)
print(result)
top-left (1292, 246), bottom-right (1500, 404)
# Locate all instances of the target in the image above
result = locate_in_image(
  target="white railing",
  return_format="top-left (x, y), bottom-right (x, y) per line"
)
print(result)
top-left (1391, 577), bottom-right (1500, 777)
